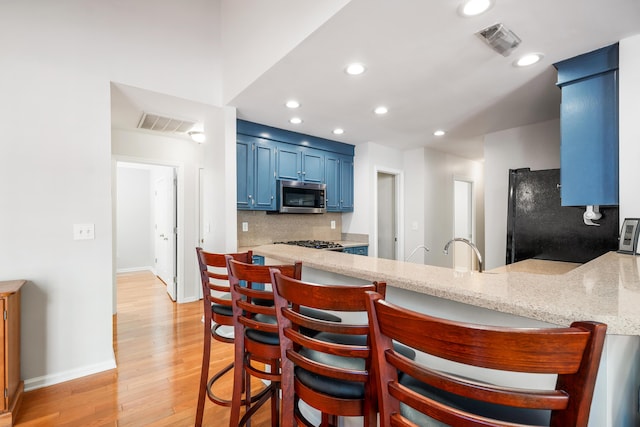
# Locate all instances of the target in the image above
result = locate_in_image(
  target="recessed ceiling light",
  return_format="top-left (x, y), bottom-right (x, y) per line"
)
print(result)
top-left (289, 117), bottom-right (303, 124)
top-left (333, 128), bottom-right (344, 135)
top-left (285, 100), bottom-right (300, 109)
top-left (459, 0), bottom-right (494, 17)
top-left (374, 106), bottom-right (388, 115)
top-left (514, 53), bottom-right (544, 67)
top-left (345, 63), bottom-right (366, 75)
top-left (434, 130), bottom-right (446, 136)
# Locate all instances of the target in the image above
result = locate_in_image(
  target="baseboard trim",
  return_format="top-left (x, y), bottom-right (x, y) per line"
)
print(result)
top-left (116, 266), bottom-right (154, 274)
top-left (24, 357), bottom-right (117, 392)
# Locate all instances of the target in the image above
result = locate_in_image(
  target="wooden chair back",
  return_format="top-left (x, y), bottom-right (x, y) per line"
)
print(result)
top-left (365, 291), bottom-right (607, 427)
top-left (196, 247), bottom-right (252, 330)
top-left (270, 268), bottom-right (386, 427)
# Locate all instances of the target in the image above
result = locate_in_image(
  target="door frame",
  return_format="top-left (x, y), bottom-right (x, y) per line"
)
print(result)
top-left (374, 166), bottom-right (404, 260)
top-left (112, 156), bottom-right (184, 311)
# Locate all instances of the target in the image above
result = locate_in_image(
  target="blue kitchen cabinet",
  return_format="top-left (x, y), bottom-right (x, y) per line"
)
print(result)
top-left (275, 143), bottom-right (300, 181)
top-left (238, 120), bottom-right (354, 211)
top-left (326, 153), bottom-right (354, 212)
top-left (339, 155), bottom-right (354, 211)
top-left (301, 148), bottom-right (324, 183)
top-left (554, 43), bottom-right (619, 206)
top-left (325, 155), bottom-right (340, 211)
top-left (343, 246), bottom-right (368, 256)
top-left (276, 143), bottom-right (324, 183)
top-left (237, 135), bottom-right (277, 210)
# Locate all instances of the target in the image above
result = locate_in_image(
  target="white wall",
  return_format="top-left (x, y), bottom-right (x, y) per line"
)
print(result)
top-left (483, 119), bottom-right (561, 270)
top-left (421, 148), bottom-right (484, 268)
top-left (344, 142), bottom-right (404, 257)
top-left (116, 166), bottom-right (154, 271)
top-left (0, 0), bottom-right (223, 390)
top-left (404, 148), bottom-right (427, 263)
top-left (346, 142), bottom-right (483, 267)
top-left (619, 35), bottom-right (640, 222)
top-left (221, 0), bottom-right (351, 103)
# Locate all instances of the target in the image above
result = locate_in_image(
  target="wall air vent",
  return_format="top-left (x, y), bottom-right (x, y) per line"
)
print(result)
top-left (476, 23), bottom-right (521, 57)
top-left (137, 112), bottom-right (196, 134)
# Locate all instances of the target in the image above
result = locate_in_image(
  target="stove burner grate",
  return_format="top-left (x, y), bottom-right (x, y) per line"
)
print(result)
top-left (275, 240), bottom-right (343, 249)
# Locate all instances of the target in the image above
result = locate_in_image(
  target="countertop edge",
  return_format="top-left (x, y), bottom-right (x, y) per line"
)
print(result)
top-left (252, 246), bottom-right (639, 336)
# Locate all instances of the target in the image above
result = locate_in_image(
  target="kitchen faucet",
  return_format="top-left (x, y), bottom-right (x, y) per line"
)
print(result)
top-left (443, 238), bottom-right (483, 273)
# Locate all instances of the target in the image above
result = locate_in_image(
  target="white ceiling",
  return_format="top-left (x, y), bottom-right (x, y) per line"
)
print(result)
top-left (112, 0), bottom-right (640, 162)
top-left (229, 0), bottom-right (640, 161)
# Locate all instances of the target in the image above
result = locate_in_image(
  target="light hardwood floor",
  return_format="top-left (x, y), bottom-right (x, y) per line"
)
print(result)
top-left (14, 271), bottom-right (271, 426)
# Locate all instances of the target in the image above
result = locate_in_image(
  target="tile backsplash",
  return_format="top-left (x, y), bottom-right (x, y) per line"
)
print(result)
top-left (237, 211), bottom-right (343, 247)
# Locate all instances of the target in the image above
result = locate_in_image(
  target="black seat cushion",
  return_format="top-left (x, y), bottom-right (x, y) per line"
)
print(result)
top-left (295, 333), bottom-right (416, 400)
top-left (399, 374), bottom-right (550, 426)
top-left (245, 307), bottom-right (343, 346)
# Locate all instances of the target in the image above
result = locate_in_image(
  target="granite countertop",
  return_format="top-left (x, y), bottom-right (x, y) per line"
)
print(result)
top-left (486, 259), bottom-right (581, 275)
top-left (252, 245), bottom-right (640, 336)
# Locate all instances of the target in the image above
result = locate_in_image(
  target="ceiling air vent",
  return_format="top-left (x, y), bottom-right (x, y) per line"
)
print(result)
top-left (137, 112), bottom-right (196, 134)
top-left (476, 23), bottom-right (521, 57)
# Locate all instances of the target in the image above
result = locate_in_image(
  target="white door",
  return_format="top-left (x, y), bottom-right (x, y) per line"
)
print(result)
top-left (377, 172), bottom-right (397, 260)
top-left (155, 168), bottom-right (177, 300)
top-left (453, 179), bottom-right (473, 271)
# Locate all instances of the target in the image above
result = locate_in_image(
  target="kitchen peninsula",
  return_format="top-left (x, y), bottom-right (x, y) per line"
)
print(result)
top-left (253, 244), bottom-right (640, 427)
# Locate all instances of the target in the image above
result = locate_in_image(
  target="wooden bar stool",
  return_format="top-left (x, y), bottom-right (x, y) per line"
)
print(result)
top-left (270, 270), bottom-right (414, 427)
top-left (226, 258), bottom-right (342, 427)
top-left (195, 248), bottom-right (254, 427)
top-left (365, 291), bottom-right (607, 427)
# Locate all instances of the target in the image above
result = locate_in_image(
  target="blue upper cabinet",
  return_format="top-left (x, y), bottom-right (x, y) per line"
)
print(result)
top-left (301, 148), bottom-right (324, 183)
top-left (325, 155), bottom-right (340, 211)
top-left (236, 134), bottom-right (276, 210)
top-left (275, 143), bottom-right (301, 181)
top-left (340, 155), bottom-right (354, 211)
top-left (238, 120), bottom-right (355, 212)
top-left (325, 153), bottom-right (354, 212)
top-left (275, 144), bottom-right (324, 183)
top-left (554, 43), bottom-right (619, 207)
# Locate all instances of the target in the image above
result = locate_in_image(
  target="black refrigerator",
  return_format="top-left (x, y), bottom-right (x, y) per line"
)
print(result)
top-left (506, 168), bottom-right (619, 264)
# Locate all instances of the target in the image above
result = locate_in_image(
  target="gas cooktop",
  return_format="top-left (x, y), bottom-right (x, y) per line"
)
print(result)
top-left (275, 240), bottom-right (343, 249)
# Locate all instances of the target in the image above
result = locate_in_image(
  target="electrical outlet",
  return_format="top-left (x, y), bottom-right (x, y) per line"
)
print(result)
top-left (330, 220), bottom-right (336, 230)
top-left (242, 222), bottom-right (249, 232)
top-left (73, 223), bottom-right (95, 240)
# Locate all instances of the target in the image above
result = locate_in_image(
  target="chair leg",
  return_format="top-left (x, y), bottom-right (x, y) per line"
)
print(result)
top-left (270, 382), bottom-right (280, 427)
top-left (229, 340), bottom-right (246, 426)
top-left (195, 324), bottom-right (212, 427)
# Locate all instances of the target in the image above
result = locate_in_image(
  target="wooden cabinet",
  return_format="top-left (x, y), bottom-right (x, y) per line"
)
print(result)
top-left (0, 281), bottom-right (23, 427)
top-left (554, 43), bottom-right (619, 206)
top-left (237, 135), bottom-right (277, 210)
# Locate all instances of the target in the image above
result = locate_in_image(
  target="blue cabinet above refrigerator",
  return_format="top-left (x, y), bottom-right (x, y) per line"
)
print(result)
top-left (554, 43), bottom-right (619, 207)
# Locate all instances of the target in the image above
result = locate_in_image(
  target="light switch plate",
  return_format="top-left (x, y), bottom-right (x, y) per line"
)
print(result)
top-left (242, 222), bottom-right (249, 232)
top-left (73, 224), bottom-right (95, 240)
top-left (330, 220), bottom-right (336, 229)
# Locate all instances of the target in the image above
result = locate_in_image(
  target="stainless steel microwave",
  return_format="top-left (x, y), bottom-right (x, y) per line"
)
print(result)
top-left (278, 180), bottom-right (326, 213)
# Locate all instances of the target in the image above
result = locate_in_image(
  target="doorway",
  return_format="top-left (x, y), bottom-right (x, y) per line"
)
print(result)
top-left (116, 162), bottom-right (178, 300)
top-left (453, 178), bottom-right (474, 271)
top-left (377, 172), bottom-right (398, 260)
